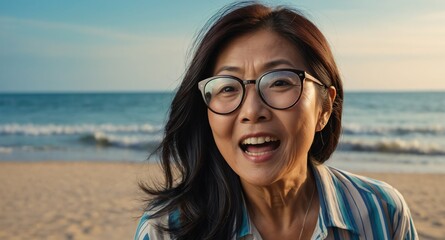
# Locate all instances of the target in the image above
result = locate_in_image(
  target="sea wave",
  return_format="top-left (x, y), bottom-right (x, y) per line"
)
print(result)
top-left (0, 145), bottom-right (66, 154)
top-left (339, 138), bottom-right (445, 155)
top-left (343, 124), bottom-right (445, 136)
top-left (0, 147), bottom-right (13, 154)
top-left (0, 133), bottom-right (162, 153)
top-left (79, 132), bottom-right (162, 150)
top-left (0, 123), bottom-right (162, 136)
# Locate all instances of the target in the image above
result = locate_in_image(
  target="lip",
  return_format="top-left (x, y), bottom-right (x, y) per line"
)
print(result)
top-left (238, 132), bottom-right (280, 163)
top-left (238, 132), bottom-right (280, 144)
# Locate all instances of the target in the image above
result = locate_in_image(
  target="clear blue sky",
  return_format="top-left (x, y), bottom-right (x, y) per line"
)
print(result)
top-left (1, 0), bottom-right (444, 92)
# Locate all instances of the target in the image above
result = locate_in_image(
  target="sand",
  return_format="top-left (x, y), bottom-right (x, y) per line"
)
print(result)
top-left (0, 162), bottom-right (443, 240)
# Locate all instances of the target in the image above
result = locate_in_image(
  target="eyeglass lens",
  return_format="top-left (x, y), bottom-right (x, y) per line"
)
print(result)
top-left (203, 70), bottom-right (302, 114)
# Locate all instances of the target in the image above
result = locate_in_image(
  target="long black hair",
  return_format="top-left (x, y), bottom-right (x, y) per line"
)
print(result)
top-left (139, 1), bottom-right (343, 239)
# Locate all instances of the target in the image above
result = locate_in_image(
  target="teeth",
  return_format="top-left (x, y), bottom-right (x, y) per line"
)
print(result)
top-left (245, 150), bottom-right (274, 156)
top-left (242, 136), bottom-right (278, 145)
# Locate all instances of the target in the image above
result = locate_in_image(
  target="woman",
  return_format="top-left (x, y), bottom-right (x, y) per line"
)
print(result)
top-left (135, 2), bottom-right (418, 240)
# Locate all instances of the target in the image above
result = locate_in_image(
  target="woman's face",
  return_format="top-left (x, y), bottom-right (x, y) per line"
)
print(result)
top-left (208, 29), bottom-right (326, 186)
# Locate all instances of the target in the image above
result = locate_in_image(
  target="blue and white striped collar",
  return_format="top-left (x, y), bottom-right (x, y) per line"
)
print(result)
top-left (237, 199), bottom-right (251, 238)
top-left (312, 164), bottom-right (360, 237)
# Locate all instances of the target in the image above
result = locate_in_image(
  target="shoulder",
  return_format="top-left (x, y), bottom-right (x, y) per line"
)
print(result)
top-left (317, 165), bottom-right (418, 239)
top-left (314, 164), bottom-right (402, 206)
top-left (322, 165), bottom-right (410, 220)
top-left (327, 166), bottom-right (406, 211)
top-left (134, 208), bottom-right (180, 240)
top-left (334, 167), bottom-right (418, 238)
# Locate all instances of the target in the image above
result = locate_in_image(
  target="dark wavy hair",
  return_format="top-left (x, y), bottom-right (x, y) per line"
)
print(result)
top-left (139, 1), bottom-right (343, 239)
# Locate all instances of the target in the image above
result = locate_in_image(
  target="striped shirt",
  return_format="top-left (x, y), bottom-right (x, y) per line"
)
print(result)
top-left (135, 164), bottom-right (418, 239)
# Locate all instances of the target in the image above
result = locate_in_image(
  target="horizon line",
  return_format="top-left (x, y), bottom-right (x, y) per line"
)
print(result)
top-left (1, 89), bottom-right (445, 94)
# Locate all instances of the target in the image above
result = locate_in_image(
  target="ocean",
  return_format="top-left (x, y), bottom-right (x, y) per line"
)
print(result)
top-left (1, 92), bottom-right (444, 173)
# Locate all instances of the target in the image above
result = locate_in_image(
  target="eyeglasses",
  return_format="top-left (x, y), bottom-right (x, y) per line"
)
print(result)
top-left (198, 69), bottom-right (327, 115)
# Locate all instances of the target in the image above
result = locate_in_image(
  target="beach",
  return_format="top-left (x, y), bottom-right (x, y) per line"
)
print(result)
top-left (0, 162), bottom-right (443, 240)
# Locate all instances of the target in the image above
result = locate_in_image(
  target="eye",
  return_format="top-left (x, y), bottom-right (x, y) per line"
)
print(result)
top-left (214, 83), bottom-right (241, 96)
top-left (220, 86), bottom-right (236, 93)
top-left (270, 79), bottom-right (293, 87)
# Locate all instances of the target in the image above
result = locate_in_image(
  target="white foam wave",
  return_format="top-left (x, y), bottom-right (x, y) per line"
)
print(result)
top-left (343, 124), bottom-right (445, 136)
top-left (339, 138), bottom-right (445, 155)
top-left (86, 132), bottom-right (162, 149)
top-left (0, 123), bottom-right (162, 136)
top-left (0, 145), bottom-right (65, 154)
top-left (0, 147), bottom-right (13, 154)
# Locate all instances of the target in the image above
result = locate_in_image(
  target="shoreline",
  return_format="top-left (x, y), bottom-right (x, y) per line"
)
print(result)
top-left (0, 161), bottom-right (443, 239)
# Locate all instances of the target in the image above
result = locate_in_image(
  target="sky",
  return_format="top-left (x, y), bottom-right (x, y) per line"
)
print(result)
top-left (0, 0), bottom-right (444, 92)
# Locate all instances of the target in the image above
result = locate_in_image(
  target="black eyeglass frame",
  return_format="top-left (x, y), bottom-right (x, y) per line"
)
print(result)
top-left (198, 68), bottom-right (327, 115)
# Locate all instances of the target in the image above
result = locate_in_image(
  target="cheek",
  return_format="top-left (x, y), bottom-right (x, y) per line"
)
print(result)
top-left (282, 114), bottom-right (315, 150)
top-left (284, 97), bottom-right (319, 133)
top-left (298, 89), bottom-right (323, 129)
top-left (208, 112), bottom-right (236, 151)
top-left (281, 96), bottom-right (320, 154)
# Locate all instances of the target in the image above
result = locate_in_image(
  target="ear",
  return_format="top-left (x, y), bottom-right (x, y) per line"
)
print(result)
top-left (316, 86), bottom-right (336, 132)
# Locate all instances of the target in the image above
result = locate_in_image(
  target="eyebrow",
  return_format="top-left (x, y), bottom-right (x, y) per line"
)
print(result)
top-left (214, 59), bottom-right (296, 75)
top-left (214, 65), bottom-right (241, 74)
top-left (263, 59), bottom-right (296, 69)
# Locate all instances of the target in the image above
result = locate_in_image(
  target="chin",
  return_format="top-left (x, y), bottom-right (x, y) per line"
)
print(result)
top-left (237, 169), bottom-right (279, 187)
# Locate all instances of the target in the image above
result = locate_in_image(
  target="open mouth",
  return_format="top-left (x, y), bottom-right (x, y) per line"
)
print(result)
top-left (239, 136), bottom-right (281, 156)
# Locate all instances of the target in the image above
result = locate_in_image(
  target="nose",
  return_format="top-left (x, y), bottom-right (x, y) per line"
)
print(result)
top-left (239, 85), bottom-right (271, 123)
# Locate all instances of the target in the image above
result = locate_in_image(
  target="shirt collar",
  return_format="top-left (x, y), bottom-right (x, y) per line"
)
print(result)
top-left (312, 163), bottom-right (360, 236)
top-left (238, 199), bottom-right (251, 238)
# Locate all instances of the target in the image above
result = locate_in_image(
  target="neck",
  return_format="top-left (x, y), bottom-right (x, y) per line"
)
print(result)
top-left (241, 163), bottom-right (316, 230)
